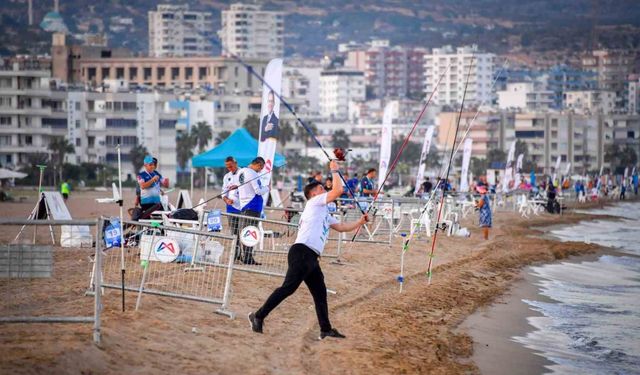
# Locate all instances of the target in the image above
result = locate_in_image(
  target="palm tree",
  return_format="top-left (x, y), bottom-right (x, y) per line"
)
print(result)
top-left (215, 130), bottom-right (232, 145)
top-left (192, 121), bottom-right (213, 153)
top-left (130, 145), bottom-right (149, 175)
top-left (48, 136), bottom-right (74, 186)
top-left (279, 120), bottom-right (295, 147)
top-left (176, 132), bottom-right (195, 171)
top-left (332, 129), bottom-right (350, 149)
top-left (243, 115), bottom-right (260, 139)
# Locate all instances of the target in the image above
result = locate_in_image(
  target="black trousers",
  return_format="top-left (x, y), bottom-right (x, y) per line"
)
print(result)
top-left (255, 243), bottom-right (331, 332)
top-left (228, 215), bottom-right (241, 259)
top-left (239, 209), bottom-right (261, 262)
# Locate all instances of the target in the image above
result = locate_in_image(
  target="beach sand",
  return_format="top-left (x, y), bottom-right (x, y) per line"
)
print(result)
top-left (0, 188), bottom-right (616, 374)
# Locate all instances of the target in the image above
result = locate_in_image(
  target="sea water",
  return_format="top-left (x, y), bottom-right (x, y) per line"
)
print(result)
top-left (514, 202), bottom-right (640, 375)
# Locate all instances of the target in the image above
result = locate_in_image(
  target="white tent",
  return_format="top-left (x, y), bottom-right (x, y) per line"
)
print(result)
top-left (0, 168), bottom-right (27, 179)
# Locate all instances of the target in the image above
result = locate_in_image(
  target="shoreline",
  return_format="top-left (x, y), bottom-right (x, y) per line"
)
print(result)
top-left (456, 203), bottom-right (637, 375)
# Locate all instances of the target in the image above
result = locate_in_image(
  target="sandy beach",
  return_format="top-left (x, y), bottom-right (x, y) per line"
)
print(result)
top-left (0, 188), bottom-right (619, 374)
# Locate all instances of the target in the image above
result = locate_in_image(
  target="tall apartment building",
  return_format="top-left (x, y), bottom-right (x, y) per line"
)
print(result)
top-left (628, 75), bottom-right (640, 115)
top-left (564, 90), bottom-right (617, 115)
top-left (345, 40), bottom-right (426, 99)
top-left (319, 68), bottom-right (365, 121)
top-left (282, 65), bottom-right (322, 116)
top-left (437, 111), bottom-right (515, 159)
top-left (542, 65), bottom-right (597, 109)
top-left (148, 4), bottom-right (213, 58)
top-left (0, 58), bottom-right (67, 169)
top-left (581, 49), bottom-right (640, 109)
top-left (424, 45), bottom-right (495, 107)
top-left (219, 3), bottom-right (284, 59)
top-left (497, 82), bottom-right (554, 111)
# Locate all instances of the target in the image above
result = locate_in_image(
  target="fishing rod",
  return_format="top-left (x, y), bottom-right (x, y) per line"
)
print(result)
top-left (200, 38), bottom-right (365, 216)
top-left (426, 53), bottom-right (475, 284)
top-left (348, 62), bottom-right (452, 242)
top-left (405, 59), bottom-right (510, 247)
top-left (179, 19), bottom-right (367, 214)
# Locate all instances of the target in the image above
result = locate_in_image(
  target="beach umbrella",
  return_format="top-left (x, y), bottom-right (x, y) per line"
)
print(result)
top-left (0, 168), bottom-right (27, 179)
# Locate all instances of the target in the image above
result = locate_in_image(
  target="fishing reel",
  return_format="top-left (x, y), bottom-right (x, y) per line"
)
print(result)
top-left (333, 148), bottom-right (348, 161)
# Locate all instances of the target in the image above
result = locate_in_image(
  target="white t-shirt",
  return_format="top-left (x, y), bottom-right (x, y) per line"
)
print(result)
top-left (295, 193), bottom-right (339, 255)
top-left (222, 169), bottom-right (241, 211)
top-left (237, 167), bottom-right (269, 209)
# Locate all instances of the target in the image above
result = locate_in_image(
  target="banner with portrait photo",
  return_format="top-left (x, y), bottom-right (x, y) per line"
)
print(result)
top-left (378, 101), bottom-right (396, 189)
top-left (256, 58), bottom-right (283, 209)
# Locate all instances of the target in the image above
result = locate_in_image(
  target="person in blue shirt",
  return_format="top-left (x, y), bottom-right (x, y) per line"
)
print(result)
top-left (360, 168), bottom-right (377, 198)
top-left (136, 155), bottom-right (169, 212)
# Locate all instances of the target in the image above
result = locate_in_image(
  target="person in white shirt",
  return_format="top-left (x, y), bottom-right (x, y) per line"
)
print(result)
top-left (222, 156), bottom-right (242, 260)
top-left (248, 160), bottom-right (368, 340)
top-left (234, 157), bottom-right (269, 265)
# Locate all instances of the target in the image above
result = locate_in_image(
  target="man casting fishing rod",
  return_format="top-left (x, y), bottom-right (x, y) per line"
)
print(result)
top-left (248, 159), bottom-right (369, 340)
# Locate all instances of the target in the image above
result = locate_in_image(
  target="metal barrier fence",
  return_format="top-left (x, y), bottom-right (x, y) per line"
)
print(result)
top-left (219, 212), bottom-right (298, 277)
top-left (0, 219), bottom-right (102, 345)
top-left (96, 218), bottom-right (237, 317)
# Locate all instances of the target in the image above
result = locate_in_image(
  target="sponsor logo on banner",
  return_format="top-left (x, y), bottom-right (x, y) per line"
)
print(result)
top-left (240, 226), bottom-right (261, 247)
top-left (207, 209), bottom-right (222, 231)
top-left (154, 238), bottom-right (180, 263)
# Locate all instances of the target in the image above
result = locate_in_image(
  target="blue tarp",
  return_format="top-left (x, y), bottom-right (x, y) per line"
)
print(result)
top-left (191, 128), bottom-right (286, 168)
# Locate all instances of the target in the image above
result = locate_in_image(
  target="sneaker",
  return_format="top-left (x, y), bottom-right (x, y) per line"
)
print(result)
top-left (248, 312), bottom-right (263, 333)
top-left (319, 328), bottom-right (346, 340)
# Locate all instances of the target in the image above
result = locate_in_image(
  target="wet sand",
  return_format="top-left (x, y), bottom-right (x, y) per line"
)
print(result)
top-left (0, 188), bottom-right (621, 374)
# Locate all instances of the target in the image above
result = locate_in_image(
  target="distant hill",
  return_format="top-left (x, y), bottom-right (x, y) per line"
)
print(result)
top-left (2, 0), bottom-right (639, 64)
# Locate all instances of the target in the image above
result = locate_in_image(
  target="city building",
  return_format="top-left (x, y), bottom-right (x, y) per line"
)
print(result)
top-left (424, 45), bottom-right (495, 107)
top-left (436, 111), bottom-right (515, 159)
top-left (148, 4), bottom-right (214, 58)
top-left (319, 68), bottom-right (365, 121)
top-left (541, 65), bottom-right (597, 109)
top-left (497, 82), bottom-right (554, 111)
top-left (581, 49), bottom-right (640, 109)
top-left (345, 40), bottom-right (426, 99)
top-left (564, 90), bottom-right (617, 115)
top-left (628, 74), bottom-right (640, 115)
top-left (282, 64), bottom-right (322, 116)
top-left (76, 56), bottom-right (267, 92)
top-left (219, 3), bottom-right (284, 60)
top-left (0, 57), bottom-right (65, 169)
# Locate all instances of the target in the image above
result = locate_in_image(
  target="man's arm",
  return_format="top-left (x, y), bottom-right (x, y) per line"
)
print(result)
top-left (251, 173), bottom-right (270, 195)
top-left (330, 214), bottom-right (368, 233)
top-left (138, 175), bottom-right (158, 189)
top-left (326, 160), bottom-right (344, 203)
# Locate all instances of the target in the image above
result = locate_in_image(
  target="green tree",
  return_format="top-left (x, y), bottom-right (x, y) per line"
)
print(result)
top-left (48, 136), bottom-right (74, 185)
top-left (215, 130), bottom-right (231, 145)
top-left (279, 120), bottom-right (295, 147)
top-left (332, 129), bottom-right (350, 149)
top-left (486, 148), bottom-right (507, 168)
top-left (130, 145), bottom-right (149, 175)
top-left (470, 157), bottom-right (488, 177)
top-left (243, 114), bottom-right (260, 139)
top-left (176, 132), bottom-right (195, 171)
top-left (192, 121), bottom-right (213, 153)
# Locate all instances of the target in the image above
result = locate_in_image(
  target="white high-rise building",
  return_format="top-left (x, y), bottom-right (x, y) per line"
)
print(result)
top-left (319, 69), bottom-right (365, 121)
top-left (424, 45), bottom-right (495, 107)
top-left (219, 3), bottom-right (284, 59)
top-left (148, 4), bottom-right (213, 58)
top-left (498, 82), bottom-right (554, 111)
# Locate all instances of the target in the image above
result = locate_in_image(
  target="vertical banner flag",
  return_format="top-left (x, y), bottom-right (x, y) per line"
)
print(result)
top-left (514, 153), bottom-right (524, 188)
top-left (257, 58), bottom-right (283, 209)
top-left (564, 162), bottom-right (571, 177)
top-left (552, 155), bottom-right (561, 183)
top-left (378, 101), bottom-right (395, 190)
top-left (460, 138), bottom-right (473, 192)
top-left (502, 140), bottom-right (516, 192)
top-left (414, 126), bottom-right (435, 195)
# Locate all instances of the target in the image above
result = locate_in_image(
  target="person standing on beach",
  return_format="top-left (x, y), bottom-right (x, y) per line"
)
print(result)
top-left (248, 160), bottom-right (369, 340)
top-left (475, 186), bottom-right (491, 240)
top-left (222, 156), bottom-right (242, 261)
top-left (235, 157), bottom-right (269, 265)
top-left (60, 180), bottom-right (71, 201)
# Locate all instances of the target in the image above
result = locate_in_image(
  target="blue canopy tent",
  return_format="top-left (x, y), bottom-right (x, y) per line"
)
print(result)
top-left (192, 128), bottom-right (286, 168)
